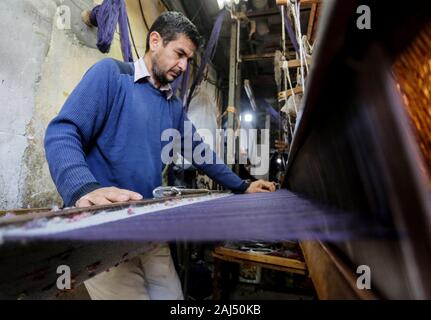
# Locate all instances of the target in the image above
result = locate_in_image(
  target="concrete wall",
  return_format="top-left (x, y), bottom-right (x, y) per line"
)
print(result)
top-left (0, 0), bottom-right (165, 209)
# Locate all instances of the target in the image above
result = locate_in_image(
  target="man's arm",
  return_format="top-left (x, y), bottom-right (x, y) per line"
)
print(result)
top-left (44, 59), bottom-right (142, 207)
top-left (178, 111), bottom-right (276, 194)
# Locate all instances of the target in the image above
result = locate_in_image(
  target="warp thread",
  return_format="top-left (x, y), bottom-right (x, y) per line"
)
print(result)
top-left (0, 191), bottom-right (397, 243)
top-left (283, 10), bottom-right (299, 52)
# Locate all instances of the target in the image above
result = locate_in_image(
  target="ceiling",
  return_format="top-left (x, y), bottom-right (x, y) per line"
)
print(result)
top-left (166, 0), bottom-right (322, 103)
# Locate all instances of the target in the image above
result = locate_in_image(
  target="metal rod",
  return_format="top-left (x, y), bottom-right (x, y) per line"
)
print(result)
top-left (281, 5), bottom-right (287, 56)
top-left (226, 18), bottom-right (238, 167)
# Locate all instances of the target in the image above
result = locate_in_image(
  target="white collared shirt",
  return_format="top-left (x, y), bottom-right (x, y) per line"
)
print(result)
top-left (133, 58), bottom-right (173, 100)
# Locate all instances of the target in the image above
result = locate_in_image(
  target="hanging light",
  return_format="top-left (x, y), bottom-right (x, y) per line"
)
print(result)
top-left (244, 113), bottom-right (253, 123)
top-left (217, 0), bottom-right (225, 9)
top-left (217, 0), bottom-right (245, 9)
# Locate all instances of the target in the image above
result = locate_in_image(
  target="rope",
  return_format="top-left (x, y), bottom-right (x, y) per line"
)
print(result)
top-left (218, 106), bottom-right (240, 130)
top-left (289, 0), bottom-right (306, 91)
top-left (282, 7), bottom-right (299, 53)
top-left (284, 61), bottom-right (298, 114)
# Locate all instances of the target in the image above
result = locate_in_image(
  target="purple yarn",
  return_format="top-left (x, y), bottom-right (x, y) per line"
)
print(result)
top-left (171, 73), bottom-right (182, 96)
top-left (2, 190), bottom-right (396, 243)
top-left (118, 2), bottom-right (133, 62)
top-left (89, 7), bottom-right (99, 26)
top-left (179, 63), bottom-right (191, 105)
top-left (259, 99), bottom-right (282, 127)
top-left (90, 0), bottom-right (133, 62)
top-left (172, 61), bottom-right (190, 104)
top-left (258, 99), bottom-right (282, 129)
top-left (186, 10), bottom-right (227, 110)
top-left (283, 10), bottom-right (299, 52)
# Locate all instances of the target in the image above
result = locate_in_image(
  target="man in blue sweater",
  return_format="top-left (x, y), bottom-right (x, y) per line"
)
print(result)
top-left (45, 11), bottom-right (275, 299)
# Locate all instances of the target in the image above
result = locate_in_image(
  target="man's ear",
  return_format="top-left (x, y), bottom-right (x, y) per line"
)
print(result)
top-left (149, 31), bottom-right (162, 51)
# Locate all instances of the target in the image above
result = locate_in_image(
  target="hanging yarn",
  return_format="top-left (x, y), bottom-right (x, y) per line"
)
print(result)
top-left (258, 98), bottom-right (283, 128)
top-left (89, 0), bottom-right (133, 62)
top-left (171, 62), bottom-right (191, 105)
top-left (283, 10), bottom-right (299, 52)
top-left (185, 10), bottom-right (227, 111)
top-left (180, 64), bottom-right (191, 106)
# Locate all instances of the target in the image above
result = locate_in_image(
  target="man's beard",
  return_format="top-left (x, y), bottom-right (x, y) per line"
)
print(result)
top-left (152, 57), bottom-right (176, 86)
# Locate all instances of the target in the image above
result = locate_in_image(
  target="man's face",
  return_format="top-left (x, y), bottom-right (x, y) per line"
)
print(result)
top-left (151, 33), bottom-right (196, 85)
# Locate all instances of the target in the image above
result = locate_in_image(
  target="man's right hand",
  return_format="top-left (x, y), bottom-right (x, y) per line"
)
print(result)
top-left (75, 187), bottom-right (143, 208)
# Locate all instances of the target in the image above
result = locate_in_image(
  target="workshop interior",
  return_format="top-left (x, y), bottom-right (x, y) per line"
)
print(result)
top-left (0, 0), bottom-right (430, 300)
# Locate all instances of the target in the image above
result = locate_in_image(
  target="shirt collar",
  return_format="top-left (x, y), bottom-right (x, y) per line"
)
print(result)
top-left (134, 58), bottom-right (173, 100)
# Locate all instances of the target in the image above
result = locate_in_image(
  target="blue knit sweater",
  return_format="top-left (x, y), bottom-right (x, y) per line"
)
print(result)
top-left (45, 58), bottom-right (248, 207)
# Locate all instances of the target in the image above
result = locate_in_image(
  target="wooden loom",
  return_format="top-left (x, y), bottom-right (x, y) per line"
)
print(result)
top-left (286, 0), bottom-right (431, 299)
top-left (0, 0), bottom-right (430, 300)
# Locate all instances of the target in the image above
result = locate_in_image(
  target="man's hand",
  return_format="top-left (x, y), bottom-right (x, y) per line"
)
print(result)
top-left (75, 187), bottom-right (143, 208)
top-left (245, 180), bottom-right (277, 193)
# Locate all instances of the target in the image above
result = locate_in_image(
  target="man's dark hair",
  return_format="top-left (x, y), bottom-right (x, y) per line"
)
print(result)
top-left (145, 11), bottom-right (201, 52)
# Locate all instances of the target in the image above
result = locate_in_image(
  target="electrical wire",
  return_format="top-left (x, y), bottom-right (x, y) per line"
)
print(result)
top-left (159, 0), bottom-right (171, 11)
top-left (191, 2), bottom-right (205, 23)
top-left (138, 0), bottom-right (150, 32)
top-left (127, 16), bottom-right (140, 59)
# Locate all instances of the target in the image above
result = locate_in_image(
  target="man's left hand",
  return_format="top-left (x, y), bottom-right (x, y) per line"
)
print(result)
top-left (245, 180), bottom-right (277, 193)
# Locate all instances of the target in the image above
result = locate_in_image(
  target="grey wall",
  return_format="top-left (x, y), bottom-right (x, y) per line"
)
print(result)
top-left (0, 0), bottom-right (125, 210)
top-left (0, 0), bottom-right (59, 209)
top-left (0, 0), bottom-right (218, 210)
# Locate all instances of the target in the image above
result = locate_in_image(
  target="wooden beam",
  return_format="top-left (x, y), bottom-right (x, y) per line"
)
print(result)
top-left (286, 58), bottom-right (312, 68)
top-left (242, 52), bottom-right (275, 61)
top-left (242, 54), bottom-right (311, 68)
top-left (213, 253), bottom-right (307, 275)
top-left (246, 8), bottom-right (279, 19)
top-left (300, 241), bottom-right (379, 300)
top-left (278, 86), bottom-right (304, 101)
top-left (0, 192), bottom-right (228, 227)
top-left (214, 246), bottom-right (307, 271)
top-left (307, 3), bottom-right (318, 40)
